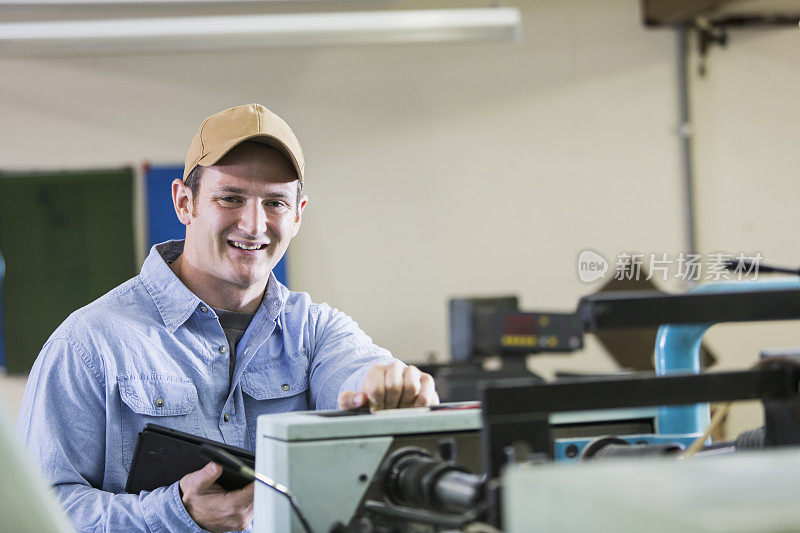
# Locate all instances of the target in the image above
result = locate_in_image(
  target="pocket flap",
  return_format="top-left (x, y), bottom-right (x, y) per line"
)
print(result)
top-left (119, 375), bottom-right (198, 416)
top-left (241, 361), bottom-right (309, 400)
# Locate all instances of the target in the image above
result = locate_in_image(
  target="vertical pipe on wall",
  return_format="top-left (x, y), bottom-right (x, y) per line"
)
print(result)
top-left (133, 163), bottom-right (148, 269)
top-left (677, 26), bottom-right (698, 260)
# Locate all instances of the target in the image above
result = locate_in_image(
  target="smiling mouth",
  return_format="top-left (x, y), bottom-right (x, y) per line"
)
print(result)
top-left (228, 240), bottom-right (267, 251)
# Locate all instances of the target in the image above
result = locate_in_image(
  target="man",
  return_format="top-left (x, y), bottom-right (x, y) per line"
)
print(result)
top-left (18, 104), bottom-right (438, 532)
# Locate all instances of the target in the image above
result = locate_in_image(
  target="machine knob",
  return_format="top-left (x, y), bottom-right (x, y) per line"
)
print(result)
top-left (437, 438), bottom-right (457, 461)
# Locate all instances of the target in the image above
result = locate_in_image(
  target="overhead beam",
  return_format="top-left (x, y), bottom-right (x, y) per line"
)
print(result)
top-left (642, 0), bottom-right (745, 26)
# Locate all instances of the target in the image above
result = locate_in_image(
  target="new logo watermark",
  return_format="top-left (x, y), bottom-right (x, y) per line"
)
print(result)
top-left (577, 250), bottom-right (609, 283)
top-left (576, 250), bottom-right (762, 284)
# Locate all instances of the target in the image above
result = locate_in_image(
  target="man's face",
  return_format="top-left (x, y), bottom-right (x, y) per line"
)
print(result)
top-left (178, 142), bottom-right (306, 292)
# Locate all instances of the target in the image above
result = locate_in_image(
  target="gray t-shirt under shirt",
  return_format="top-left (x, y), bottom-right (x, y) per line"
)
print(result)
top-left (213, 307), bottom-right (256, 388)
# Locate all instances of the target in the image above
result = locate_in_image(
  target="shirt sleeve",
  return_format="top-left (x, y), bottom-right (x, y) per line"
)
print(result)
top-left (16, 334), bottom-right (206, 533)
top-left (307, 304), bottom-right (399, 410)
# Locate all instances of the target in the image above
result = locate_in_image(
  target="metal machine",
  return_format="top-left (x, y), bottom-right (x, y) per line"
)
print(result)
top-left (254, 280), bottom-right (800, 532)
top-left (254, 403), bottom-right (665, 532)
top-left (254, 406), bottom-right (483, 533)
top-left (502, 447), bottom-right (800, 532)
top-left (421, 296), bottom-right (584, 402)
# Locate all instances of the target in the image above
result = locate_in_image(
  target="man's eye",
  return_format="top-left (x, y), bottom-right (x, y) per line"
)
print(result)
top-left (220, 196), bottom-right (242, 204)
top-left (266, 200), bottom-right (288, 209)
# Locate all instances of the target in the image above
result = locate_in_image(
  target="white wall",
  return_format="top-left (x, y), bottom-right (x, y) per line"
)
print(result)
top-left (690, 26), bottom-right (800, 436)
top-left (0, 374), bottom-right (26, 420)
top-left (3, 0), bottom-right (797, 436)
top-left (0, 0), bottom-right (681, 375)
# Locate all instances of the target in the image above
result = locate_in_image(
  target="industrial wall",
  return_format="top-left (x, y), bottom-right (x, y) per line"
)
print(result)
top-left (690, 26), bottom-right (800, 435)
top-left (1, 0), bottom-right (798, 434)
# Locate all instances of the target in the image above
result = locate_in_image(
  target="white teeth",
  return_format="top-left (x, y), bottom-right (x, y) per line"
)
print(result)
top-left (230, 241), bottom-right (262, 251)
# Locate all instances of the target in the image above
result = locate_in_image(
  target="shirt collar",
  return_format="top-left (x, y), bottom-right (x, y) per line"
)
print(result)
top-left (253, 269), bottom-right (288, 332)
top-left (140, 240), bottom-right (201, 333)
top-left (140, 240), bottom-right (289, 333)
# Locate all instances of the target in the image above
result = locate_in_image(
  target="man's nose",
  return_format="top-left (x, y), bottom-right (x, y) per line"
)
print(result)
top-left (238, 201), bottom-right (268, 236)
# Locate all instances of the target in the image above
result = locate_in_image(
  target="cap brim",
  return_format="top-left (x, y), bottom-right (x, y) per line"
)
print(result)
top-left (195, 133), bottom-right (303, 182)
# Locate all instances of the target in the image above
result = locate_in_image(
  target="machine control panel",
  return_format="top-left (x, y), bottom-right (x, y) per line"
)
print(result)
top-left (497, 311), bottom-right (583, 353)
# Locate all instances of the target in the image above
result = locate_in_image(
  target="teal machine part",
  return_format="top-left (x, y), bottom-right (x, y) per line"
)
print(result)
top-left (654, 279), bottom-right (800, 437)
top-left (486, 281), bottom-right (800, 466)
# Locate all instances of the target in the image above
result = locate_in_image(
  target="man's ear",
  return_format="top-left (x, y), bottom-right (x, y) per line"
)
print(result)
top-left (172, 178), bottom-right (193, 226)
top-left (291, 195), bottom-right (308, 238)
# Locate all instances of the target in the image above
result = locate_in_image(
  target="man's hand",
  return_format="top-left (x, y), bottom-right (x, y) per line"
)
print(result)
top-left (338, 362), bottom-right (439, 412)
top-left (179, 462), bottom-right (254, 533)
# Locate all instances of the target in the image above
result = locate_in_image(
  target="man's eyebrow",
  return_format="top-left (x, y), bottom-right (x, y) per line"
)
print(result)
top-left (265, 191), bottom-right (292, 200)
top-left (214, 186), bottom-right (292, 200)
top-left (215, 186), bottom-right (248, 195)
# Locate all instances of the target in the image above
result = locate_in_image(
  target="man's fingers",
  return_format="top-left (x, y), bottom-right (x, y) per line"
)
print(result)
top-left (364, 364), bottom-right (386, 411)
top-left (399, 366), bottom-right (422, 407)
top-left (198, 462), bottom-right (224, 489)
top-left (412, 373), bottom-right (438, 407)
top-left (225, 481), bottom-right (255, 509)
top-left (430, 391), bottom-right (440, 406)
top-left (350, 363), bottom-right (438, 412)
top-left (337, 390), bottom-right (353, 410)
top-left (180, 464), bottom-right (253, 532)
top-left (338, 390), bottom-right (367, 410)
top-left (216, 483), bottom-right (255, 532)
top-left (383, 362), bottom-right (405, 409)
top-left (181, 462), bottom-right (223, 495)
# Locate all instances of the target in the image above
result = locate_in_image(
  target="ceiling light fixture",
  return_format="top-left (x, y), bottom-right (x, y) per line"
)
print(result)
top-left (0, 7), bottom-right (522, 56)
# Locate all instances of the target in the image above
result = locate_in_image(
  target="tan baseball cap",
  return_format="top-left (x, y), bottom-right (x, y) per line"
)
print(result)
top-left (183, 103), bottom-right (304, 182)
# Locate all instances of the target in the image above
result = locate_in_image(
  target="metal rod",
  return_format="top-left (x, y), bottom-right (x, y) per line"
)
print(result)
top-left (481, 367), bottom-right (800, 419)
top-left (578, 289), bottom-right (800, 330)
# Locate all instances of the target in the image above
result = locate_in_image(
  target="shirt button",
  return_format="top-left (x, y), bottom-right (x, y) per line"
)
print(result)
top-left (281, 384), bottom-right (290, 391)
top-left (154, 398), bottom-right (164, 408)
top-left (219, 345), bottom-right (227, 354)
top-left (223, 414), bottom-right (230, 422)
top-left (200, 306), bottom-right (208, 313)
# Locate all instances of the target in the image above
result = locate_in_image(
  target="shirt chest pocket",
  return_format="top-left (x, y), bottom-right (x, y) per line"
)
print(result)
top-left (241, 361), bottom-right (309, 447)
top-left (118, 375), bottom-right (201, 472)
top-left (241, 360), bottom-right (309, 401)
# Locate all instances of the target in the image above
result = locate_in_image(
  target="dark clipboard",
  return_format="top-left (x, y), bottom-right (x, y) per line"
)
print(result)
top-left (125, 423), bottom-right (255, 494)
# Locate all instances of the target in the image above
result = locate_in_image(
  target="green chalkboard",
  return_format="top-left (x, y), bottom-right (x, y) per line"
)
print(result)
top-left (0, 169), bottom-right (137, 374)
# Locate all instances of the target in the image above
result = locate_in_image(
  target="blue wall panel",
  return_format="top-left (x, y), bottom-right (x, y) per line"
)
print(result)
top-left (145, 165), bottom-right (288, 286)
top-left (0, 163), bottom-right (292, 369)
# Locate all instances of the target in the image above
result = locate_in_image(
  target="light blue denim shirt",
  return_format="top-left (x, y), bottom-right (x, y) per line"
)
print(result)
top-left (17, 240), bottom-right (394, 533)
